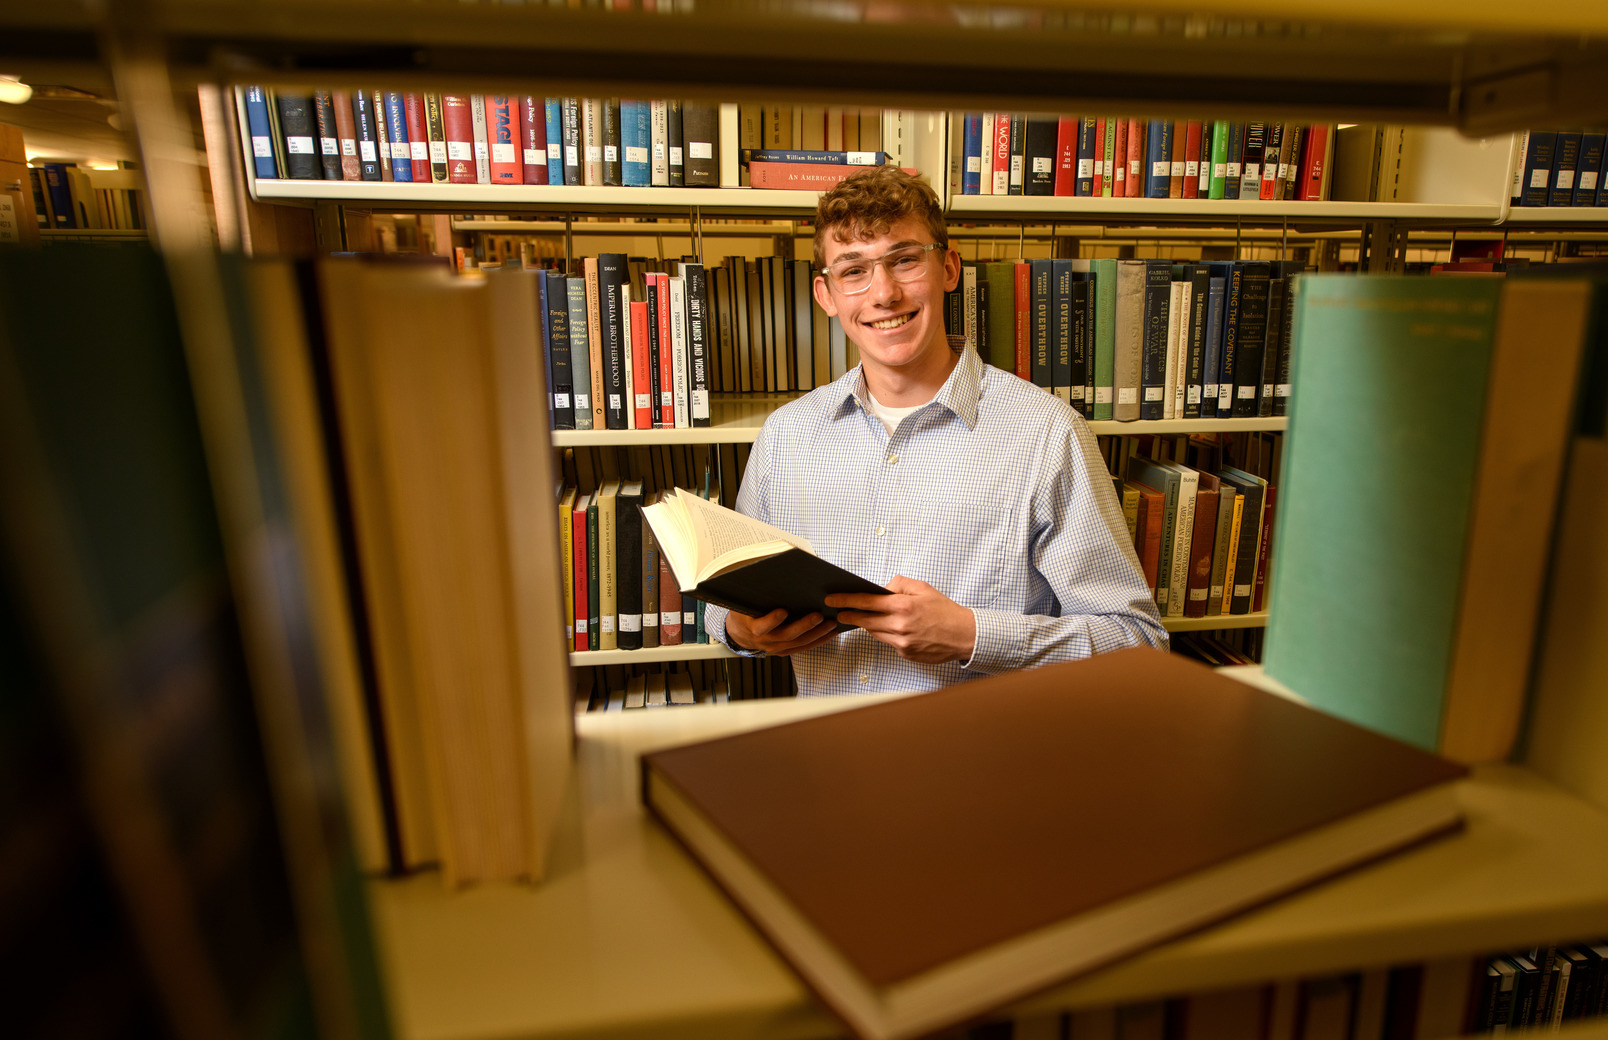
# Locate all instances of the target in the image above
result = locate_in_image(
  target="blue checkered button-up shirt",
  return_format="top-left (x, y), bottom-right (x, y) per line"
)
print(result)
top-left (705, 345), bottom-right (1167, 697)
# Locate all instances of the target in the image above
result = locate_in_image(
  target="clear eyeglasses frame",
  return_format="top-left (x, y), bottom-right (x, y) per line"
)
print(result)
top-left (818, 242), bottom-right (944, 295)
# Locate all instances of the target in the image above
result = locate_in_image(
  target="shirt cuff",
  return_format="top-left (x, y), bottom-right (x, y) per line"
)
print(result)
top-left (960, 607), bottom-right (1028, 675)
top-left (705, 603), bottom-right (766, 659)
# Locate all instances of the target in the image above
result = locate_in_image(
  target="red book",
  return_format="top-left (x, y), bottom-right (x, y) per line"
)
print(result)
top-left (1168, 120), bottom-right (1186, 198)
top-left (1053, 117), bottom-right (1077, 196)
top-left (630, 300), bottom-right (653, 430)
top-left (655, 273), bottom-right (674, 428)
top-left (659, 546), bottom-right (682, 645)
top-left (1110, 117), bottom-right (1128, 196)
top-left (484, 94), bottom-right (523, 183)
top-left (521, 95), bottom-right (548, 185)
top-left (1125, 117), bottom-right (1144, 197)
top-left (330, 89), bottom-right (361, 180)
top-left (402, 93), bottom-right (430, 183)
top-left (1182, 120), bottom-right (1203, 199)
top-left (572, 492), bottom-right (590, 652)
top-left (1128, 479), bottom-right (1165, 600)
top-left (992, 115), bottom-right (1012, 195)
top-left (1091, 118), bottom-right (1106, 196)
top-left (1013, 261), bottom-right (1032, 380)
top-left (442, 94), bottom-right (477, 183)
top-left (1252, 484), bottom-right (1277, 612)
top-left (1300, 124), bottom-right (1330, 201)
top-left (747, 162), bottom-right (918, 190)
top-left (1183, 471), bottom-right (1220, 618)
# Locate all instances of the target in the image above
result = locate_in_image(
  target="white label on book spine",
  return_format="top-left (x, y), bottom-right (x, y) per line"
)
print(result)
top-left (287, 135), bottom-right (315, 155)
top-left (1275, 384), bottom-right (1291, 397)
top-left (1559, 170), bottom-right (1576, 190)
top-left (554, 393), bottom-right (571, 408)
top-left (321, 137), bottom-right (338, 154)
top-left (1096, 387), bottom-right (1113, 404)
top-left (661, 611), bottom-right (678, 627)
top-left (609, 393), bottom-right (621, 409)
top-left (684, 610), bottom-right (695, 625)
top-left (1185, 160), bottom-right (1199, 177)
top-left (1584, 171), bottom-right (1600, 191)
top-left (1262, 383), bottom-right (1274, 396)
top-left (1118, 387), bottom-right (1138, 404)
top-left (1152, 160), bottom-right (1169, 177)
top-left (1078, 159), bottom-right (1094, 178)
top-left (1235, 583), bottom-right (1252, 597)
top-left (848, 151), bottom-right (877, 165)
top-left (524, 147), bottom-right (543, 164)
top-left (661, 391), bottom-right (673, 408)
top-left (1071, 386), bottom-right (1085, 401)
top-left (588, 145), bottom-right (604, 162)
top-left (411, 141), bottom-right (428, 160)
top-left (429, 141), bottom-right (448, 162)
top-left (1204, 382), bottom-right (1218, 399)
top-left (0, 195), bottom-right (16, 244)
top-left (1219, 388), bottom-right (1233, 407)
top-left (670, 146), bottom-right (683, 165)
top-left (1227, 162), bottom-right (1241, 177)
top-left (1190, 589), bottom-right (1208, 601)
top-left (689, 141), bottom-right (713, 159)
top-left (1033, 156), bottom-right (1052, 173)
top-left (493, 143), bottom-right (516, 163)
top-left (653, 141), bottom-right (666, 160)
top-left (359, 140), bottom-right (378, 161)
top-left (342, 139), bottom-right (358, 156)
top-left (1157, 588), bottom-right (1169, 605)
top-left (1187, 386), bottom-right (1201, 404)
top-left (549, 144), bottom-right (563, 163)
top-left (1144, 387), bottom-right (1164, 401)
top-left (1214, 162), bottom-right (1226, 178)
top-left (391, 142), bottom-right (410, 160)
top-left (619, 614), bottom-right (642, 633)
top-left (992, 172), bottom-right (1009, 193)
top-left (625, 146), bottom-right (649, 164)
top-left (448, 141), bottom-right (472, 160)
top-left (601, 616), bottom-right (616, 634)
top-left (1238, 384), bottom-right (1256, 399)
top-left (575, 393), bottom-right (590, 410)
top-left (644, 615), bottom-right (658, 630)
top-left (252, 136), bottom-right (274, 157)
top-left (1129, 160), bottom-right (1141, 176)
top-left (1211, 584), bottom-right (1224, 598)
top-left (1010, 157), bottom-right (1024, 185)
top-left (566, 145), bottom-right (580, 165)
top-left (635, 393), bottom-right (650, 409)
top-left (1171, 161), bottom-right (1184, 177)
top-left (1531, 169), bottom-right (1549, 188)
top-left (1243, 163), bottom-right (1260, 180)
top-left (691, 389), bottom-right (710, 419)
top-left (604, 145), bottom-right (619, 162)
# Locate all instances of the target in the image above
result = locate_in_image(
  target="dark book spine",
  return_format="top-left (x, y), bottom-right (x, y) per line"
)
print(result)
top-left (1550, 132), bottom-right (1583, 206)
top-left (682, 102), bottom-right (720, 187)
top-left (1258, 276), bottom-right (1285, 417)
top-left (623, 100), bottom-right (651, 188)
top-left (313, 90), bottom-right (342, 180)
top-left (1030, 259), bottom-right (1053, 391)
top-left (1069, 274), bottom-right (1090, 415)
top-left (1224, 122), bottom-right (1245, 199)
top-left (274, 93), bottom-right (321, 179)
top-left (1076, 117), bottom-right (1098, 195)
top-left (1139, 261), bottom-right (1172, 420)
top-left (1023, 116), bottom-right (1057, 196)
top-left (1144, 119), bottom-right (1171, 198)
top-left (586, 500), bottom-right (601, 646)
top-left (1574, 133), bottom-right (1605, 205)
top-left (598, 253), bottom-right (629, 429)
top-left (616, 489), bottom-right (643, 650)
top-left (962, 113), bottom-right (983, 194)
top-left (747, 149), bottom-right (891, 165)
top-left (1008, 114), bottom-right (1027, 195)
top-left (1201, 275), bottom-right (1226, 415)
top-left (521, 96), bottom-right (548, 185)
top-left (382, 91), bottom-right (413, 182)
top-left (1051, 260), bottom-right (1073, 404)
top-left (646, 275), bottom-right (663, 426)
top-left (667, 100), bottom-right (684, 186)
top-left (562, 98), bottom-right (582, 186)
top-left (1239, 122), bottom-right (1266, 200)
top-left (243, 86), bottom-right (279, 180)
top-left (352, 90), bottom-right (382, 181)
top-left (1183, 266), bottom-right (1210, 419)
top-left (424, 93), bottom-right (448, 183)
top-left (545, 99), bottom-right (564, 185)
top-left (641, 510), bottom-right (659, 648)
top-left (1216, 266), bottom-right (1244, 418)
top-left (603, 98), bottom-right (623, 186)
top-left (546, 270), bottom-right (575, 430)
top-left (1230, 263), bottom-right (1273, 417)
top-left (685, 263), bottom-right (712, 426)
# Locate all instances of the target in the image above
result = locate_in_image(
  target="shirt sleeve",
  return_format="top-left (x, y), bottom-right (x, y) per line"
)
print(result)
top-left (704, 424), bottom-right (772, 657)
top-left (962, 417), bottom-right (1167, 675)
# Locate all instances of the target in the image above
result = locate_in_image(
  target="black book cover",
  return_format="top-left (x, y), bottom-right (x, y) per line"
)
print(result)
top-left (1258, 277), bottom-right (1284, 418)
top-left (1139, 260), bottom-right (1172, 420)
top-left (690, 547), bottom-right (889, 631)
top-left (1008, 114), bottom-right (1026, 195)
top-left (561, 98), bottom-right (582, 186)
top-left (1238, 122), bottom-right (1266, 200)
top-left (274, 92), bottom-right (321, 179)
top-left (1272, 263), bottom-right (1301, 416)
top-left (1030, 259), bottom-right (1053, 391)
top-left (1024, 115), bottom-right (1057, 196)
top-left (1224, 122), bottom-right (1245, 199)
top-left (975, 277), bottom-right (990, 362)
top-left (682, 103), bottom-right (720, 187)
top-left (598, 252), bottom-right (629, 430)
top-left (545, 270), bottom-right (575, 430)
top-left (1051, 259), bottom-right (1072, 402)
top-left (646, 275), bottom-right (662, 426)
top-left (1230, 262), bottom-right (1273, 417)
top-left (313, 90), bottom-right (342, 180)
top-left (685, 262), bottom-right (712, 426)
top-left (667, 100), bottom-right (685, 187)
top-left (1214, 263), bottom-right (1245, 418)
top-left (1069, 273), bottom-right (1089, 417)
top-left (424, 93), bottom-right (448, 183)
top-left (1214, 468), bottom-right (1263, 615)
top-left (1183, 264), bottom-right (1211, 419)
top-left (617, 484), bottom-right (644, 651)
top-left (603, 98), bottom-right (622, 186)
top-left (351, 90), bottom-right (382, 181)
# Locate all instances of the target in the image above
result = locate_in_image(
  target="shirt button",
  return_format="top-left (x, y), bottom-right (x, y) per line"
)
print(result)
top-left (860, 674), bottom-right (869, 684)
top-left (876, 525), bottom-right (885, 537)
top-left (887, 454), bottom-right (898, 465)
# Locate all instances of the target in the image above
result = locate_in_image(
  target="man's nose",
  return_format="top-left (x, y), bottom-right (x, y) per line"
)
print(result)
top-left (866, 260), bottom-right (901, 301)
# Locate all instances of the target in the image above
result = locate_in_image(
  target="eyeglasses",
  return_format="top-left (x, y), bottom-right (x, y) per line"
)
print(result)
top-left (819, 243), bottom-right (943, 295)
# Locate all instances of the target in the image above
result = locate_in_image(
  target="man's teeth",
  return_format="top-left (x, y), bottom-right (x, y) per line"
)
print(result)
top-left (869, 314), bottom-right (911, 330)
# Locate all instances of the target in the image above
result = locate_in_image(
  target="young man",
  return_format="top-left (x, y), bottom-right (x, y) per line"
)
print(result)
top-left (707, 166), bottom-right (1165, 695)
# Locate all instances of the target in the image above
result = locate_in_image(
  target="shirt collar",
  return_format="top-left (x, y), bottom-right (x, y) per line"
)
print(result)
top-left (832, 339), bottom-right (983, 430)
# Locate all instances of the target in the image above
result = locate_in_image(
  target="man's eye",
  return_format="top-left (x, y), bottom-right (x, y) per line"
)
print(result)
top-left (890, 255), bottom-right (922, 270)
top-left (839, 264), bottom-right (870, 279)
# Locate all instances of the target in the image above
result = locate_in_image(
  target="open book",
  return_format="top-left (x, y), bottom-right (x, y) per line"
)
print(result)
top-left (641, 488), bottom-right (888, 628)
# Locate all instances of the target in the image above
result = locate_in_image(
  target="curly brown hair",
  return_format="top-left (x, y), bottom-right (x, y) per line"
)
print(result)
top-left (812, 165), bottom-right (948, 270)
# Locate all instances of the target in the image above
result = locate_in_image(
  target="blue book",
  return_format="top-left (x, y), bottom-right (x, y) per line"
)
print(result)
top-left (383, 91), bottom-right (412, 182)
top-left (537, 272), bottom-right (555, 431)
top-left (243, 86), bottom-right (278, 180)
top-left (544, 98), bottom-right (563, 184)
top-left (1517, 130), bottom-right (1557, 207)
top-left (748, 149), bottom-right (891, 166)
top-left (1138, 260), bottom-right (1171, 421)
top-left (962, 113), bottom-right (983, 194)
top-left (1201, 275), bottom-right (1227, 420)
top-left (1548, 132), bottom-right (1582, 206)
top-left (1030, 259), bottom-right (1054, 391)
top-left (41, 163), bottom-right (76, 228)
top-left (1574, 133), bottom-right (1605, 206)
top-left (545, 270), bottom-right (574, 430)
top-left (1075, 117), bottom-right (1098, 195)
top-left (566, 277), bottom-right (593, 430)
top-left (621, 99), bottom-right (651, 187)
top-left (1210, 262), bottom-right (1245, 418)
top-left (1145, 119), bottom-right (1173, 199)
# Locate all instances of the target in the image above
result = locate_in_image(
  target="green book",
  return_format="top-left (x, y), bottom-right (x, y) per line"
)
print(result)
top-left (981, 261), bottom-right (1018, 374)
top-left (1091, 258), bottom-right (1118, 420)
top-left (1263, 274), bottom-right (1593, 762)
top-left (1209, 119), bottom-right (1230, 199)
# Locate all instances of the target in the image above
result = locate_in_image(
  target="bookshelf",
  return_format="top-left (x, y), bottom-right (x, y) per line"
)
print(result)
top-left (19, 1), bottom-right (1608, 1036)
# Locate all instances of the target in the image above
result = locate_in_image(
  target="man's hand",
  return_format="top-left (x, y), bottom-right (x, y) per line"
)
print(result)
top-left (827, 575), bottom-right (976, 664)
top-left (725, 608), bottom-right (838, 656)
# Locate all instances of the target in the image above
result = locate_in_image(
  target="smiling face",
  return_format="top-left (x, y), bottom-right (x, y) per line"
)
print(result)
top-left (812, 216), bottom-right (963, 402)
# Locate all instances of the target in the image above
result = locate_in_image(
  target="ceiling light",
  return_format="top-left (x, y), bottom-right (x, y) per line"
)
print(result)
top-left (0, 76), bottom-right (31, 105)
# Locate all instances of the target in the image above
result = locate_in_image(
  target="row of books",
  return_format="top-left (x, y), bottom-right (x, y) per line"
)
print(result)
top-left (734, 102), bottom-right (889, 187)
top-left (242, 87), bottom-right (723, 187)
top-left (948, 257), bottom-right (1302, 421)
top-left (1512, 129), bottom-right (1608, 207)
top-left (27, 163), bottom-right (147, 231)
top-left (1472, 941), bottom-right (1608, 1033)
top-left (949, 115), bottom-right (1334, 201)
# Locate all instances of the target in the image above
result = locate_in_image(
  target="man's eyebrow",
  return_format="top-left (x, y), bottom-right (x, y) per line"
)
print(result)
top-left (827, 239), bottom-right (922, 264)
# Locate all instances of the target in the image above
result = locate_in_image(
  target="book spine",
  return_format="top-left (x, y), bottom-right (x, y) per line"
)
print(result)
top-left (485, 95), bottom-right (523, 183)
top-left (1259, 123), bottom-right (1283, 199)
top-left (1574, 133), bottom-right (1605, 205)
top-left (565, 278), bottom-right (592, 430)
top-left (561, 98), bottom-right (582, 185)
top-left (962, 113), bottom-right (983, 194)
top-left (1023, 116), bottom-right (1057, 196)
top-left (1076, 117), bottom-right (1098, 195)
top-left (585, 97), bottom-right (607, 186)
top-left (990, 113), bottom-right (1012, 195)
top-left (1030, 259), bottom-right (1053, 391)
top-left (1051, 260), bottom-right (1072, 403)
top-left (1550, 132), bottom-right (1583, 206)
top-left (441, 95), bottom-right (476, 183)
top-left (682, 102), bottom-right (720, 187)
top-left (747, 161), bottom-right (893, 190)
top-left (546, 271), bottom-right (574, 430)
top-left (1182, 120), bottom-right (1203, 199)
top-left (1124, 117), bottom-right (1144, 198)
top-left (597, 487), bottom-right (616, 649)
top-left (572, 498), bottom-right (590, 651)
top-left (1008, 114), bottom-right (1026, 195)
top-left (372, 90), bottom-right (392, 180)
top-left (647, 274), bottom-right (666, 425)
top-left (618, 99), bottom-right (646, 186)
top-left (402, 93), bottom-right (431, 183)
top-left (1206, 487), bottom-right (1235, 616)
top-left (616, 489), bottom-right (642, 650)
top-left (1013, 261), bottom-right (1032, 381)
top-left (1069, 276), bottom-right (1090, 415)
top-left (327, 89), bottom-right (361, 181)
top-left (1185, 480), bottom-right (1218, 618)
top-left (630, 300), bottom-right (653, 430)
top-left (667, 100), bottom-right (684, 186)
top-left (1230, 264), bottom-right (1272, 417)
top-left (1239, 122), bottom-right (1265, 200)
top-left (1209, 120), bottom-right (1229, 199)
top-left (598, 254), bottom-right (629, 430)
top-left (274, 93), bottom-right (321, 179)
top-left (423, 93), bottom-right (448, 183)
top-left (668, 275), bottom-right (689, 428)
top-left (312, 90), bottom-right (342, 180)
top-left (1110, 117), bottom-right (1129, 197)
top-left (747, 149), bottom-right (890, 165)
top-left (1168, 119), bottom-right (1185, 198)
top-left (382, 91), bottom-right (413, 182)
top-left (1196, 121), bottom-right (1213, 196)
top-left (1252, 484), bottom-right (1277, 613)
top-left (659, 539), bottom-right (682, 645)
top-left (650, 99), bottom-right (670, 186)
top-left (641, 506), bottom-right (659, 648)
top-left (1282, 124), bottom-right (1304, 199)
top-left (519, 96), bottom-right (548, 185)
top-left (1258, 275), bottom-right (1285, 417)
top-left (242, 86), bottom-right (279, 180)
top-left (1224, 122), bottom-right (1245, 199)
top-left (1145, 119), bottom-right (1171, 199)
top-left (1053, 116), bottom-right (1076, 196)
top-left (545, 99), bottom-right (564, 185)
top-left (1139, 261), bottom-right (1172, 421)
top-left (1216, 265), bottom-right (1244, 418)
top-left (470, 94), bottom-right (490, 183)
top-left (685, 263), bottom-right (712, 426)
top-left (1092, 259), bottom-right (1116, 421)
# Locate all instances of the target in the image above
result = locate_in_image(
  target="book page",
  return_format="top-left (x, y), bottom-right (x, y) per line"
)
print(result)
top-left (678, 488), bottom-right (813, 560)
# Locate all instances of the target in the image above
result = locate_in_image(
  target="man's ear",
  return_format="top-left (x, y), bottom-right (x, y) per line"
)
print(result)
top-left (813, 274), bottom-right (838, 317)
top-left (942, 246), bottom-right (962, 292)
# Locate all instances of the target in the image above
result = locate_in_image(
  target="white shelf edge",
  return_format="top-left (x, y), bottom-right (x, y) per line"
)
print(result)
top-left (946, 197), bottom-right (1506, 224)
top-left (571, 644), bottom-right (734, 666)
top-left (1163, 612), bottom-right (1268, 632)
top-left (452, 219), bottom-right (805, 235)
top-left (1089, 416), bottom-right (1287, 435)
top-left (250, 179), bottom-right (825, 213)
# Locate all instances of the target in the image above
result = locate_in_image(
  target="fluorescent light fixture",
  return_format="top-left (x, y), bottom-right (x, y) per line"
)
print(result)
top-left (0, 76), bottom-right (32, 104)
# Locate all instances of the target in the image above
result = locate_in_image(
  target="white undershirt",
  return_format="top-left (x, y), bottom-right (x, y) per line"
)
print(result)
top-left (865, 389), bottom-right (932, 435)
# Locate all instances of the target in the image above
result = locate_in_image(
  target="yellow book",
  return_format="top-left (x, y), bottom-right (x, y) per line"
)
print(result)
top-left (1220, 494), bottom-right (1244, 616)
top-left (558, 484), bottom-right (577, 650)
top-left (597, 479), bottom-right (620, 650)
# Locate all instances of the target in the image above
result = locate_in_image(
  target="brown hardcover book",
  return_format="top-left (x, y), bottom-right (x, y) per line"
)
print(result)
top-left (642, 648), bottom-right (1466, 1040)
top-left (1125, 478), bottom-right (1165, 598)
top-left (1168, 119), bottom-right (1185, 198)
top-left (1184, 470), bottom-right (1221, 618)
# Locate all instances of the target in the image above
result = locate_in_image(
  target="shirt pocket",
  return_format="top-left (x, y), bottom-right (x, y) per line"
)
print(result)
top-left (905, 496), bottom-right (1016, 609)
